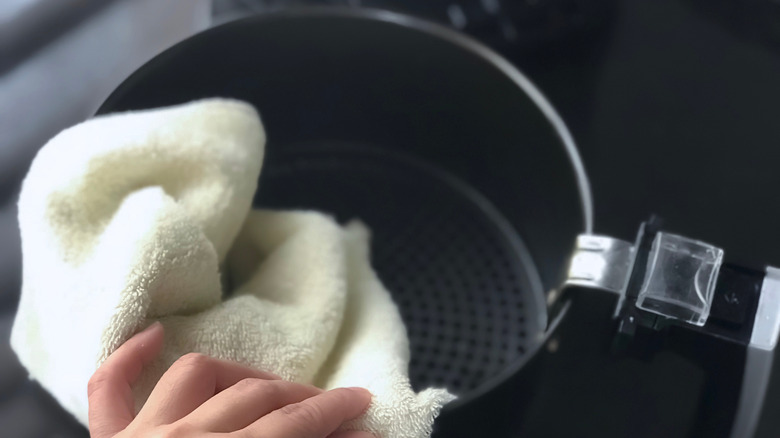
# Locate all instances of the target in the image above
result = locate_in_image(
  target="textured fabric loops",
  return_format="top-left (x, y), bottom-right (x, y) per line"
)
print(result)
top-left (11, 99), bottom-right (455, 438)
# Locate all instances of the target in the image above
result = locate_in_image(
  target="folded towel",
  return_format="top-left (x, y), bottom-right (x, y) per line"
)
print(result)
top-left (10, 99), bottom-right (455, 438)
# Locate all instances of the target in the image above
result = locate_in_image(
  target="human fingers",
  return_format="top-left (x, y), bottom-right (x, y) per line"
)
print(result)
top-left (87, 322), bottom-right (164, 438)
top-left (185, 378), bottom-right (322, 432)
top-left (240, 387), bottom-right (372, 438)
top-left (137, 352), bottom-right (281, 425)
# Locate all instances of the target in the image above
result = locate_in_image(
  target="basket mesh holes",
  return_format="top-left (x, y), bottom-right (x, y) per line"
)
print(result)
top-left (256, 146), bottom-right (537, 396)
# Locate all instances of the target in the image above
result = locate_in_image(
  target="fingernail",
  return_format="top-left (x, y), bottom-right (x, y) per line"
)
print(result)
top-left (136, 321), bottom-right (163, 339)
top-left (141, 321), bottom-right (162, 333)
top-left (345, 387), bottom-right (372, 401)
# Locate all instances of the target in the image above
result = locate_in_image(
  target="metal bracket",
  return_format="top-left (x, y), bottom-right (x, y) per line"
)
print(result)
top-left (565, 234), bottom-right (635, 295)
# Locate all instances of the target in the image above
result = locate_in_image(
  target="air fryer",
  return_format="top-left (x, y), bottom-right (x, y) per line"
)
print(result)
top-left (95, 8), bottom-right (780, 438)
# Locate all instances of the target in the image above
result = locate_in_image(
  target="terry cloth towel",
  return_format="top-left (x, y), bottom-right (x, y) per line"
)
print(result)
top-left (10, 98), bottom-right (455, 438)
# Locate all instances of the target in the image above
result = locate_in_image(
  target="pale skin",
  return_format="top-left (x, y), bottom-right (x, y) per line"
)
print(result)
top-left (87, 322), bottom-right (374, 438)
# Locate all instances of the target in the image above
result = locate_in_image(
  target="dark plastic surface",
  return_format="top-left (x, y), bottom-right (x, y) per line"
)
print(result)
top-left (709, 265), bottom-right (763, 329)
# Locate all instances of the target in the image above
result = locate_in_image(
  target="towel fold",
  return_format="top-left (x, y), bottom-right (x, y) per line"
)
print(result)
top-left (11, 99), bottom-right (455, 438)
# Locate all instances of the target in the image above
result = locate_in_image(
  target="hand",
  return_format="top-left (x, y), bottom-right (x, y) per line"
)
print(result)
top-left (87, 322), bottom-right (373, 438)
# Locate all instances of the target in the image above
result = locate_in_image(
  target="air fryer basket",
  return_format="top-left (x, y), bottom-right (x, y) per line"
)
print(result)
top-left (98, 8), bottom-right (590, 408)
top-left (257, 143), bottom-right (541, 396)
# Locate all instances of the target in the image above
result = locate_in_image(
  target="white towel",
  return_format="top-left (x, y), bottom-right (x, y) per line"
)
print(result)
top-left (10, 99), bottom-right (455, 438)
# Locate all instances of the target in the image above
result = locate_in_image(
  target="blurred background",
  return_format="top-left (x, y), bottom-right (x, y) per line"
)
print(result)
top-left (1, 0), bottom-right (780, 436)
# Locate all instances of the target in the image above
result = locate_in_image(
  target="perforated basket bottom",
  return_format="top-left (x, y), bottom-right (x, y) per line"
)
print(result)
top-left (255, 144), bottom-right (541, 396)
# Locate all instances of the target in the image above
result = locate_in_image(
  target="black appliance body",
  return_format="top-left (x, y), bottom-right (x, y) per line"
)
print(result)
top-left (91, 8), bottom-right (780, 438)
